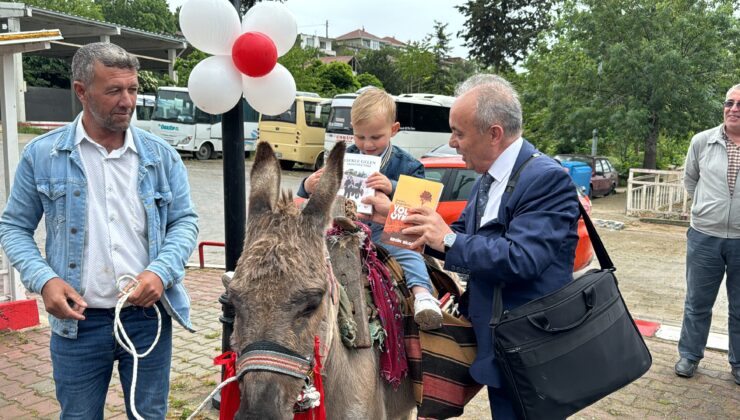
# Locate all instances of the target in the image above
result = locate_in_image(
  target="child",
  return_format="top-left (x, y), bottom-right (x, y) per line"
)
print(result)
top-left (297, 88), bottom-right (443, 330)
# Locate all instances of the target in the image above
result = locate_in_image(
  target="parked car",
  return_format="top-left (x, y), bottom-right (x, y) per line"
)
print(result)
top-left (554, 154), bottom-right (618, 197)
top-left (421, 154), bottom-right (594, 272)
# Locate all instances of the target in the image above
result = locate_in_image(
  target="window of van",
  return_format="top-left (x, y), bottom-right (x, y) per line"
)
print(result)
top-left (327, 106), bottom-right (352, 133)
top-left (304, 102), bottom-right (329, 128)
top-left (261, 102), bottom-right (297, 123)
top-left (396, 102), bottom-right (450, 133)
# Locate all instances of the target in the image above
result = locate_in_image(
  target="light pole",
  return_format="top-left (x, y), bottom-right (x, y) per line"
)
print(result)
top-left (592, 128), bottom-right (598, 156)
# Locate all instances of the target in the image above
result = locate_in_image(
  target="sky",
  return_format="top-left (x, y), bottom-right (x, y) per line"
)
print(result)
top-left (167, 0), bottom-right (471, 58)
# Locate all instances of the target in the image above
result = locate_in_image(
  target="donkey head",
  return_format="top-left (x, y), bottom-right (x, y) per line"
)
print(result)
top-left (228, 141), bottom-right (345, 419)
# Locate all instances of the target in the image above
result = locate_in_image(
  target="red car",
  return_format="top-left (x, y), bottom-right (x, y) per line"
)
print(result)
top-left (421, 155), bottom-right (594, 272)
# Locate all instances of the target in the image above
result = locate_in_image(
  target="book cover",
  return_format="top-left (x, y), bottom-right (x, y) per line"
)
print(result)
top-left (338, 153), bottom-right (382, 214)
top-left (381, 175), bottom-right (444, 250)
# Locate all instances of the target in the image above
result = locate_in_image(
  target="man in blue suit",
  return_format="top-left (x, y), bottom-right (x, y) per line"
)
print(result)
top-left (365, 73), bottom-right (580, 418)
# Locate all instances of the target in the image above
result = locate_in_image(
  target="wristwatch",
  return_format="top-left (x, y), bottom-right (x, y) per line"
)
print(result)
top-left (443, 233), bottom-right (457, 251)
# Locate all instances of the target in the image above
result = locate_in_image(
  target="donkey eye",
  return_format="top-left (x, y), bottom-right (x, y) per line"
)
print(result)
top-left (291, 288), bottom-right (325, 318)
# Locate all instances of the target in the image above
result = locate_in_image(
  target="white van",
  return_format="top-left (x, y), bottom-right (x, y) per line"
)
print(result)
top-left (322, 92), bottom-right (454, 164)
top-left (131, 94), bottom-right (155, 132)
top-left (150, 86), bottom-right (259, 160)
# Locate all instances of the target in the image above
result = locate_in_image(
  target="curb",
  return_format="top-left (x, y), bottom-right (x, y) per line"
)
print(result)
top-left (636, 319), bottom-right (729, 352)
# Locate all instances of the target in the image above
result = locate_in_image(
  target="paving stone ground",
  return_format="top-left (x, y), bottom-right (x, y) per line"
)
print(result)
top-left (1, 190), bottom-right (738, 419)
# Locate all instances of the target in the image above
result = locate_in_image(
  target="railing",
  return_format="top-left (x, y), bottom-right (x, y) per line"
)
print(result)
top-left (198, 241), bottom-right (225, 268)
top-left (626, 168), bottom-right (689, 219)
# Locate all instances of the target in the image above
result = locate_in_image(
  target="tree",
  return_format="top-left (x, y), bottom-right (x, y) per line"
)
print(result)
top-left (97, 0), bottom-right (178, 35)
top-left (12, 0), bottom-right (104, 20)
top-left (356, 73), bottom-right (383, 89)
top-left (396, 42), bottom-right (437, 93)
top-left (424, 21), bottom-right (452, 94)
top-left (357, 48), bottom-right (403, 94)
top-left (457, 0), bottom-right (557, 72)
top-left (522, 0), bottom-right (739, 169)
top-left (317, 62), bottom-right (360, 95)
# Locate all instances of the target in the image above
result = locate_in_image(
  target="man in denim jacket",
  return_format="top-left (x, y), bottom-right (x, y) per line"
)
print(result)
top-left (0, 43), bottom-right (198, 419)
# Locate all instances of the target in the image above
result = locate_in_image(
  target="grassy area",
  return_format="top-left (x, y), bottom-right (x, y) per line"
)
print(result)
top-left (17, 125), bottom-right (48, 135)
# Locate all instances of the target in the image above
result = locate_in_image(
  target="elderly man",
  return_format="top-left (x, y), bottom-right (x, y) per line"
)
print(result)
top-left (0, 42), bottom-right (198, 419)
top-left (365, 73), bottom-right (580, 418)
top-left (676, 83), bottom-right (740, 385)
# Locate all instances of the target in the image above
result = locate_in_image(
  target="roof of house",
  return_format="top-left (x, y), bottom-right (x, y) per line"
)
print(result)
top-left (381, 36), bottom-right (405, 47)
top-left (335, 29), bottom-right (383, 42)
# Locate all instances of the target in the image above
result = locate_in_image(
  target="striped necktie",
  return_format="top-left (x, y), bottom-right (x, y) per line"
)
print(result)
top-left (476, 172), bottom-right (495, 229)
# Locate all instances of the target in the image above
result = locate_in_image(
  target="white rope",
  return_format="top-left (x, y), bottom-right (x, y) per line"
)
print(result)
top-left (186, 376), bottom-right (239, 420)
top-left (114, 274), bottom-right (162, 420)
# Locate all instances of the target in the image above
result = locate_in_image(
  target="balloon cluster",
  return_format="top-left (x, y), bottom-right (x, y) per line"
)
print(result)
top-left (179, 0), bottom-right (297, 116)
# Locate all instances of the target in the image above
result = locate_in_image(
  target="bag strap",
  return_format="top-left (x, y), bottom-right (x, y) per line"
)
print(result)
top-left (490, 155), bottom-right (614, 330)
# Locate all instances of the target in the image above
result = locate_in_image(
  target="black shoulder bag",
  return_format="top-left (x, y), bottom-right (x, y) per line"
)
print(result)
top-left (490, 156), bottom-right (652, 419)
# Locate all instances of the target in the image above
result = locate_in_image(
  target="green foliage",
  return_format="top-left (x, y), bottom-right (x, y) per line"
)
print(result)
top-left (23, 56), bottom-right (70, 88)
top-left (521, 0), bottom-right (739, 169)
top-left (174, 50), bottom-right (209, 87)
top-left (396, 41), bottom-right (437, 93)
top-left (137, 70), bottom-right (160, 93)
top-left (357, 48), bottom-right (403, 94)
top-left (13, 0), bottom-right (104, 20)
top-left (356, 73), bottom-right (383, 89)
top-left (457, 0), bottom-right (557, 72)
top-left (317, 62), bottom-right (361, 95)
top-left (97, 0), bottom-right (178, 35)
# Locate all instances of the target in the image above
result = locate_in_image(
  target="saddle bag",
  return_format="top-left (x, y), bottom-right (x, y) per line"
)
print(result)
top-left (491, 202), bottom-right (652, 419)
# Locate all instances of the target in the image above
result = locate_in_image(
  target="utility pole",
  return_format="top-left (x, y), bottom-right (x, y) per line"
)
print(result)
top-left (325, 19), bottom-right (328, 39)
top-left (214, 0), bottom-right (245, 410)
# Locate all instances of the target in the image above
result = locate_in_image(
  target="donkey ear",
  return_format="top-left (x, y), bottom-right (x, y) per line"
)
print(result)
top-left (302, 141), bottom-right (345, 221)
top-left (249, 141), bottom-right (281, 217)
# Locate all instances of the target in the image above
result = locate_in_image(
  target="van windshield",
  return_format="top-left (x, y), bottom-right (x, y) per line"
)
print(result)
top-left (153, 90), bottom-right (199, 123)
top-left (327, 106), bottom-right (352, 134)
top-left (261, 102), bottom-right (297, 123)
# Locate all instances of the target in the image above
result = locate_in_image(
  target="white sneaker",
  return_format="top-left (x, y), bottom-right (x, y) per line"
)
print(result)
top-left (414, 295), bottom-right (443, 331)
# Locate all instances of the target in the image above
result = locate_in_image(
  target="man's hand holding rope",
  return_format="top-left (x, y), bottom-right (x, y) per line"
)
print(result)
top-left (125, 271), bottom-right (164, 308)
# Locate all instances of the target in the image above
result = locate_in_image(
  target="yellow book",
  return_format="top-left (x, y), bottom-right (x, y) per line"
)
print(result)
top-left (381, 175), bottom-right (444, 250)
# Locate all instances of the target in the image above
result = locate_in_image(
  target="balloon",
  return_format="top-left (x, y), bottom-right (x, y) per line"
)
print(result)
top-left (242, 64), bottom-right (297, 116)
top-left (188, 55), bottom-right (244, 115)
top-left (232, 32), bottom-right (278, 78)
top-left (180, 0), bottom-right (241, 55)
top-left (242, 2), bottom-right (297, 56)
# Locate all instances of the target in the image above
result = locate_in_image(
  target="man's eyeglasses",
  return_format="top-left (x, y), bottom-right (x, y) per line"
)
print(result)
top-left (724, 100), bottom-right (740, 109)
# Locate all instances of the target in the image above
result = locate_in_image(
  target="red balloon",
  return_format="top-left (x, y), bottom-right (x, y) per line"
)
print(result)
top-left (231, 32), bottom-right (278, 78)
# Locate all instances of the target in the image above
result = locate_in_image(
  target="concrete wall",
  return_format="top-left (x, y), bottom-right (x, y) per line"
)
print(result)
top-left (25, 86), bottom-right (81, 122)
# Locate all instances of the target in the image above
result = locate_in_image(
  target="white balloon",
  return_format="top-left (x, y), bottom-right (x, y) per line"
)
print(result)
top-left (242, 64), bottom-right (297, 116)
top-left (180, 0), bottom-right (241, 55)
top-left (242, 2), bottom-right (297, 56)
top-left (188, 55), bottom-right (243, 115)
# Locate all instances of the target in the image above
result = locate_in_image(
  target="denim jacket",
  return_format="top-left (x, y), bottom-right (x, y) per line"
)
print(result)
top-left (0, 116), bottom-right (199, 338)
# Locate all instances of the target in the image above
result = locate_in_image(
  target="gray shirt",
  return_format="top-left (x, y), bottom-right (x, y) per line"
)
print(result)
top-left (684, 124), bottom-right (740, 238)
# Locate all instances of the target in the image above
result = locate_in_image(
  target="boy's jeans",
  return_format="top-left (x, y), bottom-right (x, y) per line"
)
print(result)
top-left (50, 303), bottom-right (173, 419)
top-left (371, 229), bottom-right (433, 293)
top-left (678, 227), bottom-right (740, 367)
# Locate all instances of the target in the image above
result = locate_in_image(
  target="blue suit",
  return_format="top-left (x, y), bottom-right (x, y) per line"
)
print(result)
top-left (440, 140), bottom-right (579, 396)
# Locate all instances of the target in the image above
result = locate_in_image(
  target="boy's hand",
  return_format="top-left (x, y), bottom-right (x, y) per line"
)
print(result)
top-left (305, 167), bottom-right (326, 194)
top-left (365, 172), bottom-right (392, 195)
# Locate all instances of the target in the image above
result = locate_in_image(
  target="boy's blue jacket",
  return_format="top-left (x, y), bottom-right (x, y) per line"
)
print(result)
top-left (0, 116), bottom-right (199, 338)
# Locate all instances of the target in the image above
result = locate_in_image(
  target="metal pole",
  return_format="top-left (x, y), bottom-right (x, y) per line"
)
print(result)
top-left (591, 128), bottom-right (598, 156)
top-left (214, 0), bottom-right (244, 410)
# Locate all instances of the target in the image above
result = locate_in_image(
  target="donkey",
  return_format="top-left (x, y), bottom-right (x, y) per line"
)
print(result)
top-left (227, 141), bottom-right (415, 419)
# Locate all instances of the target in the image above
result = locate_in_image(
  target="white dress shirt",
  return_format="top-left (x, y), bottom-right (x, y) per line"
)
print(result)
top-left (75, 122), bottom-right (149, 308)
top-left (480, 137), bottom-right (524, 227)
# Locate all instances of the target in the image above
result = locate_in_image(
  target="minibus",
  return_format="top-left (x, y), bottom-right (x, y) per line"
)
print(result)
top-left (258, 95), bottom-right (330, 170)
